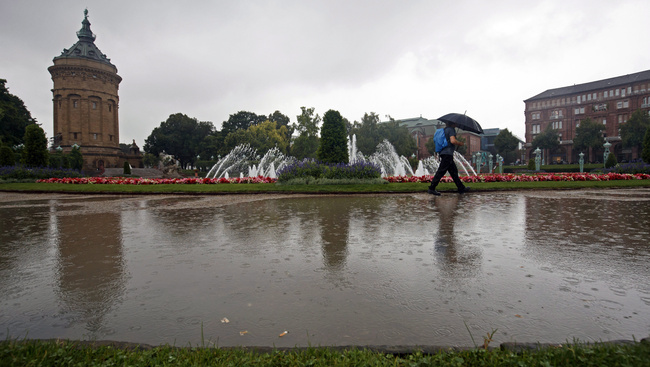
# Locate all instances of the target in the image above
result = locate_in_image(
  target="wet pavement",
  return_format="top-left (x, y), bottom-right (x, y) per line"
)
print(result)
top-left (1, 189), bottom-right (649, 347)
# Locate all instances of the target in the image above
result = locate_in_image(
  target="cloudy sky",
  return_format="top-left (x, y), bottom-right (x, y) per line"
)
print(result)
top-left (2, 0), bottom-right (649, 147)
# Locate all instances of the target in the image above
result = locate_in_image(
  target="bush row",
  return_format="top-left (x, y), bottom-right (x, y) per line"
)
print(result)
top-left (0, 165), bottom-right (83, 180)
top-left (277, 160), bottom-right (381, 183)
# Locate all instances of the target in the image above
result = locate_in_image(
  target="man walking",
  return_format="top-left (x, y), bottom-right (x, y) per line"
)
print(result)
top-left (428, 122), bottom-right (470, 195)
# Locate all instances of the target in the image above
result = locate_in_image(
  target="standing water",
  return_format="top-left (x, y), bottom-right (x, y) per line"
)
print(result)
top-left (1, 189), bottom-right (648, 347)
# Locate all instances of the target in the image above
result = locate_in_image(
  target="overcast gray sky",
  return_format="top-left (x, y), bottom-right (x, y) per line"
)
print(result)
top-left (2, 0), bottom-right (649, 147)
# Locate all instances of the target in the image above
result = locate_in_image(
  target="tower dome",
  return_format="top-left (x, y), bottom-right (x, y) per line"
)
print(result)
top-left (48, 9), bottom-right (122, 172)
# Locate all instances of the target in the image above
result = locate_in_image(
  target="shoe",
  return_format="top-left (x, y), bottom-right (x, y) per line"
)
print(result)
top-left (428, 188), bottom-right (441, 196)
top-left (458, 186), bottom-right (471, 194)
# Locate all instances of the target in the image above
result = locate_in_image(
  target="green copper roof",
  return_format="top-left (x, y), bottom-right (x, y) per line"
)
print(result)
top-left (54, 9), bottom-right (115, 66)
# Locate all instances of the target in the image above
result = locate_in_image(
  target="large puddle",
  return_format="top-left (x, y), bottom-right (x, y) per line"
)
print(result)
top-left (1, 190), bottom-right (649, 347)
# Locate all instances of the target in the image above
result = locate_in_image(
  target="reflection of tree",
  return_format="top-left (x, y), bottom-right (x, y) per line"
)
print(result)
top-left (0, 205), bottom-right (50, 292)
top-left (317, 197), bottom-right (351, 271)
top-left (432, 195), bottom-right (481, 277)
top-left (523, 195), bottom-right (650, 277)
top-left (56, 212), bottom-right (125, 333)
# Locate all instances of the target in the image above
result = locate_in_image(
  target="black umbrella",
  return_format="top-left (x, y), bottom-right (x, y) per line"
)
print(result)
top-left (437, 113), bottom-right (484, 134)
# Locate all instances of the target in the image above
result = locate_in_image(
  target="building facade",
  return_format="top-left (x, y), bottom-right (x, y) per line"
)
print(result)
top-left (524, 70), bottom-right (650, 163)
top-left (49, 10), bottom-right (141, 172)
top-left (394, 116), bottom-right (482, 160)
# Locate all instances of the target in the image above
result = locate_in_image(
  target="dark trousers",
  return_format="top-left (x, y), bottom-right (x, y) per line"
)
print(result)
top-left (429, 154), bottom-right (465, 190)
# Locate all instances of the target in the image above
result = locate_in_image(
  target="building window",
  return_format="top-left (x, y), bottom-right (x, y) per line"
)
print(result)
top-left (604, 91), bottom-right (608, 98)
top-left (92, 102), bottom-right (97, 109)
top-left (593, 93), bottom-right (596, 100)
top-left (552, 121), bottom-right (562, 129)
top-left (532, 124), bottom-right (541, 134)
top-left (550, 110), bottom-right (563, 119)
top-left (109, 135), bottom-right (113, 141)
top-left (594, 103), bottom-right (607, 112)
top-left (615, 89), bottom-right (620, 96)
top-left (73, 133), bottom-right (78, 139)
top-left (108, 105), bottom-right (112, 112)
top-left (627, 87), bottom-right (632, 94)
top-left (93, 134), bottom-right (98, 140)
top-left (532, 112), bottom-right (541, 120)
top-left (73, 100), bottom-right (78, 108)
top-left (603, 119), bottom-right (607, 125)
top-left (576, 120), bottom-right (581, 127)
top-left (621, 88), bottom-right (626, 97)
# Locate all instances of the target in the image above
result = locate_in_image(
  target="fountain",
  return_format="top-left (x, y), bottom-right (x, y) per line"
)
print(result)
top-left (206, 135), bottom-right (477, 178)
top-left (206, 146), bottom-right (292, 179)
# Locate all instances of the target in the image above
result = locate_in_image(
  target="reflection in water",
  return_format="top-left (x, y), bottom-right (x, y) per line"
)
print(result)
top-left (317, 198), bottom-right (350, 271)
top-left (1, 191), bottom-right (649, 348)
top-left (56, 212), bottom-right (126, 334)
top-left (432, 195), bottom-right (481, 278)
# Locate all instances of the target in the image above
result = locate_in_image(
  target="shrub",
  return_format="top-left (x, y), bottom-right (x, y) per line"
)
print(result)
top-left (277, 160), bottom-right (381, 183)
top-left (0, 165), bottom-right (83, 180)
top-left (605, 152), bottom-right (618, 168)
top-left (69, 146), bottom-right (83, 171)
top-left (0, 145), bottom-right (15, 166)
top-left (527, 159), bottom-right (535, 170)
top-left (123, 161), bottom-right (132, 175)
top-left (604, 160), bottom-right (650, 174)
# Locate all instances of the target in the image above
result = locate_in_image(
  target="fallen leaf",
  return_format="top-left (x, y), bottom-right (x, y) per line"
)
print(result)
top-left (221, 318), bottom-right (229, 323)
top-left (515, 314), bottom-right (522, 318)
top-left (239, 331), bottom-right (248, 335)
top-left (279, 331), bottom-right (288, 337)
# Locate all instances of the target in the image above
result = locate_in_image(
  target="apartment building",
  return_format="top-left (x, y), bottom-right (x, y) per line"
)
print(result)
top-left (524, 70), bottom-right (650, 163)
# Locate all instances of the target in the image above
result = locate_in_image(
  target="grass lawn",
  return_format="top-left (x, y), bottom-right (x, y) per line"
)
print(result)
top-left (2, 339), bottom-right (649, 367)
top-left (1, 179), bottom-right (650, 195)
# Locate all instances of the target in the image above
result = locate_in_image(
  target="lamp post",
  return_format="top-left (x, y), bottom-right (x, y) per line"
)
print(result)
top-left (488, 153), bottom-right (493, 174)
top-left (603, 141), bottom-right (612, 168)
top-left (496, 154), bottom-right (503, 174)
top-left (534, 147), bottom-right (541, 171)
top-left (579, 152), bottom-right (585, 173)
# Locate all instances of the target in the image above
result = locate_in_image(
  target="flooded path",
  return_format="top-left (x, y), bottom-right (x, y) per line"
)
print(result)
top-left (1, 189), bottom-right (649, 347)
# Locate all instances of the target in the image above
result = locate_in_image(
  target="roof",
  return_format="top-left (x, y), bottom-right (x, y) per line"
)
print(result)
top-left (53, 9), bottom-right (115, 67)
top-left (524, 69), bottom-right (650, 102)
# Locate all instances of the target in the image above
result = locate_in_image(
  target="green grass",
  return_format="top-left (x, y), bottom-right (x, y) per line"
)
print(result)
top-left (1, 179), bottom-right (650, 195)
top-left (1, 339), bottom-right (649, 366)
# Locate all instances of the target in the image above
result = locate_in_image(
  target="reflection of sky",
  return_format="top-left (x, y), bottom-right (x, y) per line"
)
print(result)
top-left (1, 192), bottom-right (649, 347)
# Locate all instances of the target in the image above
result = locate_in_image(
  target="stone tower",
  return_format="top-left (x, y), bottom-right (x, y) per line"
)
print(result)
top-left (48, 9), bottom-right (122, 171)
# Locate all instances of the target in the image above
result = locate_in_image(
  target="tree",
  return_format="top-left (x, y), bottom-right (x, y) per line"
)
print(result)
top-left (291, 107), bottom-right (321, 160)
top-left (144, 113), bottom-right (216, 168)
top-left (317, 109), bottom-right (349, 164)
top-left (643, 127), bottom-right (650, 163)
top-left (573, 118), bottom-right (605, 162)
top-left (350, 113), bottom-right (416, 157)
top-left (494, 128), bottom-right (520, 163)
top-left (143, 152), bottom-right (158, 168)
top-left (223, 120), bottom-right (290, 155)
top-left (69, 145), bottom-right (83, 170)
top-left (0, 144), bottom-right (15, 166)
top-left (22, 124), bottom-right (48, 167)
top-left (221, 111), bottom-right (267, 135)
top-left (531, 125), bottom-right (560, 163)
top-left (0, 79), bottom-right (36, 146)
top-left (620, 109), bottom-right (650, 153)
top-left (350, 112), bottom-right (381, 155)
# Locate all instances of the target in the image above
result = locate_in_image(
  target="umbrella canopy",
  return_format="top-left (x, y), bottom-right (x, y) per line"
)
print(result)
top-left (437, 113), bottom-right (484, 134)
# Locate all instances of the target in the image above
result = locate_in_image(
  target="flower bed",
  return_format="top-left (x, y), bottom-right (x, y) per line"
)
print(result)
top-left (36, 172), bottom-right (650, 185)
top-left (383, 172), bottom-right (650, 184)
top-left (36, 176), bottom-right (278, 185)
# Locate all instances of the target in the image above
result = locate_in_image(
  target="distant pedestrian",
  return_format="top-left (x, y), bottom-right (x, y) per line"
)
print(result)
top-left (428, 122), bottom-right (470, 195)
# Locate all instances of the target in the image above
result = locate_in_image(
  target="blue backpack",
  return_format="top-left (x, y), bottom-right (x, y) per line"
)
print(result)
top-left (434, 128), bottom-right (448, 153)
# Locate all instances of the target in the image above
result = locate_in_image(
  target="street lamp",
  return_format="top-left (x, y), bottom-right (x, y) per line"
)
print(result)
top-left (533, 147), bottom-right (541, 171)
top-left (579, 152), bottom-right (585, 173)
top-left (603, 141), bottom-right (612, 168)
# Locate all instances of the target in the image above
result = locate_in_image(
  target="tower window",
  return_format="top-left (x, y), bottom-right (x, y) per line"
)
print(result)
top-left (73, 100), bottom-right (78, 108)
top-left (92, 102), bottom-right (97, 109)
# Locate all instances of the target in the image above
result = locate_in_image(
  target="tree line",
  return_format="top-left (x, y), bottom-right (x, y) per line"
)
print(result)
top-left (530, 110), bottom-right (650, 163)
top-left (142, 109), bottom-right (418, 169)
